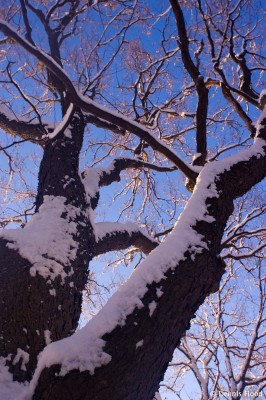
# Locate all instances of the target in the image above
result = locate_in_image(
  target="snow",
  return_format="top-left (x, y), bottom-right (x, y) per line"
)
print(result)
top-left (0, 19), bottom-right (265, 395)
top-left (44, 330), bottom-right (52, 345)
top-left (254, 104), bottom-right (266, 131)
top-left (82, 168), bottom-right (103, 201)
top-left (259, 89), bottom-right (266, 103)
top-left (0, 359), bottom-right (29, 400)
top-left (28, 136), bottom-right (265, 392)
top-left (156, 287), bottom-right (163, 298)
top-left (81, 161), bottom-right (118, 202)
top-left (148, 301), bottom-right (157, 317)
top-left (94, 221), bottom-right (156, 243)
top-left (46, 104), bottom-right (74, 139)
top-left (192, 152), bottom-right (202, 161)
top-left (136, 340), bottom-right (144, 349)
top-left (0, 196), bottom-right (80, 282)
top-left (12, 349), bottom-right (29, 372)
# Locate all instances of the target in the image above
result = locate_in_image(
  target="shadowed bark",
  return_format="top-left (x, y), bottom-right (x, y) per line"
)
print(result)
top-left (0, 111), bottom-right (94, 380)
top-left (32, 135), bottom-right (266, 399)
top-left (0, 2), bottom-right (265, 399)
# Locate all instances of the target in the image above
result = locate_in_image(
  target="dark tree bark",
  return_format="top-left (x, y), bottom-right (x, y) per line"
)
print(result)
top-left (32, 127), bottom-right (266, 399)
top-left (0, 112), bottom-right (94, 381)
top-left (0, 2), bottom-right (265, 399)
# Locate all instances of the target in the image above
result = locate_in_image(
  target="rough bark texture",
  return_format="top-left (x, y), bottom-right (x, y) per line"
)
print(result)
top-left (32, 253), bottom-right (225, 400)
top-left (32, 145), bottom-right (266, 400)
top-left (0, 3), bottom-right (265, 399)
top-left (0, 112), bottom-right (94, 381)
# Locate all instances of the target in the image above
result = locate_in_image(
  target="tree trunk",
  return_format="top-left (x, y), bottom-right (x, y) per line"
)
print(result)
top-left (0, 111), bottom-right (94, 381)
top-left (32, 142), bottom-right (266, 400)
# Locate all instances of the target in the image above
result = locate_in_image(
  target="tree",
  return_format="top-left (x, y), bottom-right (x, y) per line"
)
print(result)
top-left (158, 195), bottom-right (266, 400)
top-left (0, 1), bottom-right (265, 399)
top-left (163, 260), bottom-right (266, 400)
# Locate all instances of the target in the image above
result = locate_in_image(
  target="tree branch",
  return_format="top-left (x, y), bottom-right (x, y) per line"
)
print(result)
top-left (31, 131), bottom-right (266, 399)
top-left (20, 0), bottom-right (35, 46)
top-left (92, 222), bottom-right (159, 257)
top-left (0, 107), bottom-right (46, 144)
top-left (0, 19), bottom-right (198, 183)
top-left (169, 0), bottom-right (208, 166)
top-left (98, 157), bottom-right (177, 187)
top-left (82, 157), bottom-right (176, 210)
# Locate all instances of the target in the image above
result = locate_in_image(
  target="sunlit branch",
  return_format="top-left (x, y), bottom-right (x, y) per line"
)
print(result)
top-left (169, 0), bottom-right (208, 166)
top-left (92, 221), bottom-right (159, 257)
top-left (0, 107), bottom-right (46, 144)
top-left (0, 19), bottom-right (198, 183)
top-left (98, 157), bottom-right (177, 187)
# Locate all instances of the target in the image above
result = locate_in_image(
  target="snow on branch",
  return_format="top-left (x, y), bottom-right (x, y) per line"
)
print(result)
top-left (81, 157), bottom-right (176, 206)
top-left (29, 135), bottom-right (266, 390)
top-left (0, 196), bottom-right (80, 282)
top-left (46, 103), bottom-right (74, 139)
top-left (98, 157), bottom-right (177, 186)
top-left (0, 19), bottom-right (198, 182)
top-left (0, 106), bottom-right (46, 144)
top-left (92, 221), bottom-right (159, 257)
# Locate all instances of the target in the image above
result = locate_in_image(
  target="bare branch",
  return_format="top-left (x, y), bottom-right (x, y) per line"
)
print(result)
top-left (0, 19), bottom-right (198, 183)
top-left (20, 0), bottom-right (35, 46)
top-left (92, 222), bottom-right (159, 257)
top-left (169, 0), bottom-right (208, 166)
top-left (0, 106), bottom-right (46, 144)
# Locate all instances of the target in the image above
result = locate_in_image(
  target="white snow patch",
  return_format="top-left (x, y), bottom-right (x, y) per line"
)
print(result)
top-left (82, 168), bottom-right (102, 201)
top-left (82, 162), bottom-right (117, 203)
top-left (259, 89), bottom-right (266, 103)
top-left (44, 330), bottom-right (52, 345)
top-left (49, 289), bottom-right (56, 296)
top-left (148, 301), bottom-right (157, 317)
top-left (94, 221), bottom-right (151, 243)
top-left (46, 103), bottom-right (74, 139)
top-left (0, 196), bottom-right (80, 282)
top-left (136, 340), bottom-right (144, 349)
top-left (12, 349), bottom-right (29, 372)
top-left (192, 152), bottom-right (202, 161)
top-left (255, 105), bottom-right (266, 131)
top-left (156, 287), bottom-right (163, 298)
top-left (0, 358), bottom-right (29, 400)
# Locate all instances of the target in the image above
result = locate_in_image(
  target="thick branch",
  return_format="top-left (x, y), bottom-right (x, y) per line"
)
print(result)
top-left (98, 157), bottom-right (176, 188)
top-left (92, 222), bottom-right (159, 257)
top-left (220, 82), bottom-right (256, 136)
top-left (31, 134), bottom-right (266, 399)
top-left (82, 157), bottom-right (176, 210)
top-left (20, 0), bottom-right (35, 45)
top-left (229, 20), bottom-right (259, 101)
top-left (0, 107), bottom-right (46, 144)
top-left (169, 0), bottom-right (200, 81)
top-left (169, 0), bottom-right (208, 166)
top-left (205, 78), bottom-right (260, 108)
top-left (0, 19), bottom-right (197, 183)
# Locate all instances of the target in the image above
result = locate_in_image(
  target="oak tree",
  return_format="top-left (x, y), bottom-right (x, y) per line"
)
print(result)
top-left (0, 1), bottom-right (265, 399)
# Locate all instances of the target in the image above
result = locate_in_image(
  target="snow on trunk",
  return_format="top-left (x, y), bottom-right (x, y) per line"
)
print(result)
top-left (26, 137), bottom-right (265, 395)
